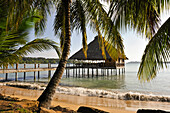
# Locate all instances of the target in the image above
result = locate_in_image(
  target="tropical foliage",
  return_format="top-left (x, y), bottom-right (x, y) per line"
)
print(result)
top-left (0, 1), bottom-right (60, 68)
top-left (108, 0), bottom-right (170, 38)
top-left (55, 0), bottom-right (125, 59)
top-left (1, 0), bottom-right (169, 109)
top-left (37, 0), bottom-right (126, 108)
top-left (138, 17), bottom-right (170, 81)
top-left (108, 0), bottom-right (170, 81)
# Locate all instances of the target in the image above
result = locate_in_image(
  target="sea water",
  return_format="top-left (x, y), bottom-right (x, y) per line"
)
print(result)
top-left (0, 63), bottom-right (170, 102)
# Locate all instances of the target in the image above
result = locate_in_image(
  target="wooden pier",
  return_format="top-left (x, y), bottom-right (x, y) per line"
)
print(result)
top-left (65, 63), bottom-right (125, 78)
top-left (0, 63), bottom-right (56, 81)
top-left (0, 63), bottom-right (125, 81)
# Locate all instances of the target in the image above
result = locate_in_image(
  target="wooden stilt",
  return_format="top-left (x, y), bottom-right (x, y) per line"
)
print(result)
top-left (24, 72), bottom-right (26, 80)
top-left (48, 70), bottom-right (51, 79)
top-left (34, 64), bottom-right (36, 69)
top-left (38, 71), bottom-right (40, 80)
top-left (34, 71), bottom-right (36, 81)
top-left (73, 68), bottom-right (75, 78)
top-left (24, 63), bottom-right (26, 69)
top-left (92, 68), bottom-right (94, 78)
top-left (15, 72), bottom-right (18, 81)
top-left (107, 69), bottom-right (109, 76)
top-left (5, 73), bottom-right (8, 81)
top-left (38, 64), bottom-right (40, 80)
top-left (16, 63), bottom-right (19, 70)
top-left (96, 68), bottom-right (98, 77)
top-left (79, 67), bottom-right (80, 78)
top-left (87, 68), bottom-right (89, 78)
top-left (81, 67), bottom-right (84, 78)
top-left (76, 66), bottom-right (77, 78)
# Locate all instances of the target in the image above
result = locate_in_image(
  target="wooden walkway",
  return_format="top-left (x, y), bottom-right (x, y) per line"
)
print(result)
top-left (0, 63), bottom-right (125, 81)
top-left (0, 67), bottom-right (56, 74)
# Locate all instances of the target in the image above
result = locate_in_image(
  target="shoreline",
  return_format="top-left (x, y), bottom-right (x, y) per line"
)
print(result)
top-left (1, 85), bottom-right (170, 112)
top-left (0, 85), bottom-right (136, 113)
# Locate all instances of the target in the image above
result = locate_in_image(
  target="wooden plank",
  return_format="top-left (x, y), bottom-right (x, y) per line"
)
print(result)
top-left (0, 67), bottom-right (57, 74)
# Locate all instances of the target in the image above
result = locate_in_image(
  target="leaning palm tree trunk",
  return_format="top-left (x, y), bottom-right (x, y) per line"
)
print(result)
top-left (38, 0), bottom-right (71, 108)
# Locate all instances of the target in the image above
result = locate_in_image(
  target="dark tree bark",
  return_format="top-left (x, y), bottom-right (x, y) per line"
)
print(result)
top-left (37, 0), bottom-right (71, 109)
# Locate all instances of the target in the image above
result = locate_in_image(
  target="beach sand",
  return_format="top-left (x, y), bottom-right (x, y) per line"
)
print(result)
top-left (0, 85), bottom-right (136, 113)
top-left (1, 85), bottom-right (170, 112)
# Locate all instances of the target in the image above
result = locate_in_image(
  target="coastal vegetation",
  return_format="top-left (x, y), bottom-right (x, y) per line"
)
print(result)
top-left (19, 57), bottom-right (60, 64)
top-left (0, 1), bottom-right (61, 68)
top-left (0, 0), bottom-right (169, 111)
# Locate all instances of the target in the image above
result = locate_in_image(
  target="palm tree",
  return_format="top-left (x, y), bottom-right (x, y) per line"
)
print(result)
top-left (0, 18), bottom-right (61, 68)
top-left (0, 0), bottom-right (60, 68)
top-left (38, 0), bottom-right (170, 108)
top-left (138, 17), bottom-right (170, 81)
top-left (108, 0), bottom-right (170, 80)
top-left (37, 0), bottom-right (125, 108)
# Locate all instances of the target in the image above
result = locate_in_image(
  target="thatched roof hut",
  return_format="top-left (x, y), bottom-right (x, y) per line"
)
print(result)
top-left (70, 36), bottom-right (127, 61)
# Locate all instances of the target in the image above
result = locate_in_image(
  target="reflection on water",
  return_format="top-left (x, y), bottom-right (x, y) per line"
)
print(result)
top-left (60, 75), bottom-right (125, 89)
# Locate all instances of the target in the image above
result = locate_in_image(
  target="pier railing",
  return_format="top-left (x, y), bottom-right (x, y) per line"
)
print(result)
top-left (0, 63), bottom-right (125, 81)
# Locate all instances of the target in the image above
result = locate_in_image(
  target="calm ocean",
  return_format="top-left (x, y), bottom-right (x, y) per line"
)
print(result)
top-left (0, 63), bottom-right (170, 101)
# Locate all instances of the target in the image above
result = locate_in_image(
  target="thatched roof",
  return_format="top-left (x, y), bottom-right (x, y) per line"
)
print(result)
top-left (70, 36), bottom-right (127, 60)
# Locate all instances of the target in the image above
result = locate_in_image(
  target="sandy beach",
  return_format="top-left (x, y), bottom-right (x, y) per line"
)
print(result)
top-left (1, 84), bottom-right (170, 113)
top-left (0, 85), bottom-right (136, 113)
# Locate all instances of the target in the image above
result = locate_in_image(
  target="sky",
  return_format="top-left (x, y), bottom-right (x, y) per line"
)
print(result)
top-left (27, 8), bottom-right (170, 62)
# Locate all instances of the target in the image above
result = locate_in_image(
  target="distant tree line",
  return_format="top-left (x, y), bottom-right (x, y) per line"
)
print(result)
top-left (19, 57), bottom-right (60, 64)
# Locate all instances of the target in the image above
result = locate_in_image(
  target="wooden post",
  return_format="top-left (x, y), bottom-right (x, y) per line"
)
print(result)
top-left (24, 63), bottom-right (26, 81)
top-left (24, 72), bottom-right (26, 81)
top-left (87, 67), bottom-right (89, 78)
top-left (34, 64), bottom-right (36, 81)
top-left (76, 65), bottom-right (77, 78)
top-left (119, 69), bottom-right (120, 75)
top-left (79, 67), bottom-right (80, 78)
top-left (15, 72), bottom-right (18, 81)
top-left (81, 68), bottom-right (83, 78)
top-left (116, 69), bottom-right (117, 75)
top-left (96, 68), bottom-right (98, 77)
top-left (34, 64), bottom-right (36, 69)
top-left (5, 73), bottom-right (8, 81)
top-left (38, 64), bottom-right (40, 80)
top-left (34, 71), bottom-right (36, 81)
top-left (15, 63), bottom-right (18, 81)
top-left (107, 69), bottom-right (109, 76)
top-left (92, 68), bottom-right (94, 78)
top-left (73, 68), bottom-right (75, 78)
top-left (24, 63), bottom-right (26, 68)
top-left (16, 63), bottom-right (18, 70)
top-left (48, 70), bottom-right (51, 80)
top-left (48, 63), bottom-right (51, 68)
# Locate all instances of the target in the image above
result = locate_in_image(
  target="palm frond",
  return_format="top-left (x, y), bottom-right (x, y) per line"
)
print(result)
top-left (138, 17), bottom-right (170, 81)
top-left (15, 38), bottom-right (61, 58)
top-left (0, 39), bottom-right (61, 68)
top-left (71, 0), bottom-right (88, 58)
top-left (108, 0), bottom-right (163, 38)
top-left (84, 0), bottom-right (125, 60)
top-left (34, 0), bottom-right (52, 36)
top-left (54, 1), bottom-right (66, 50)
